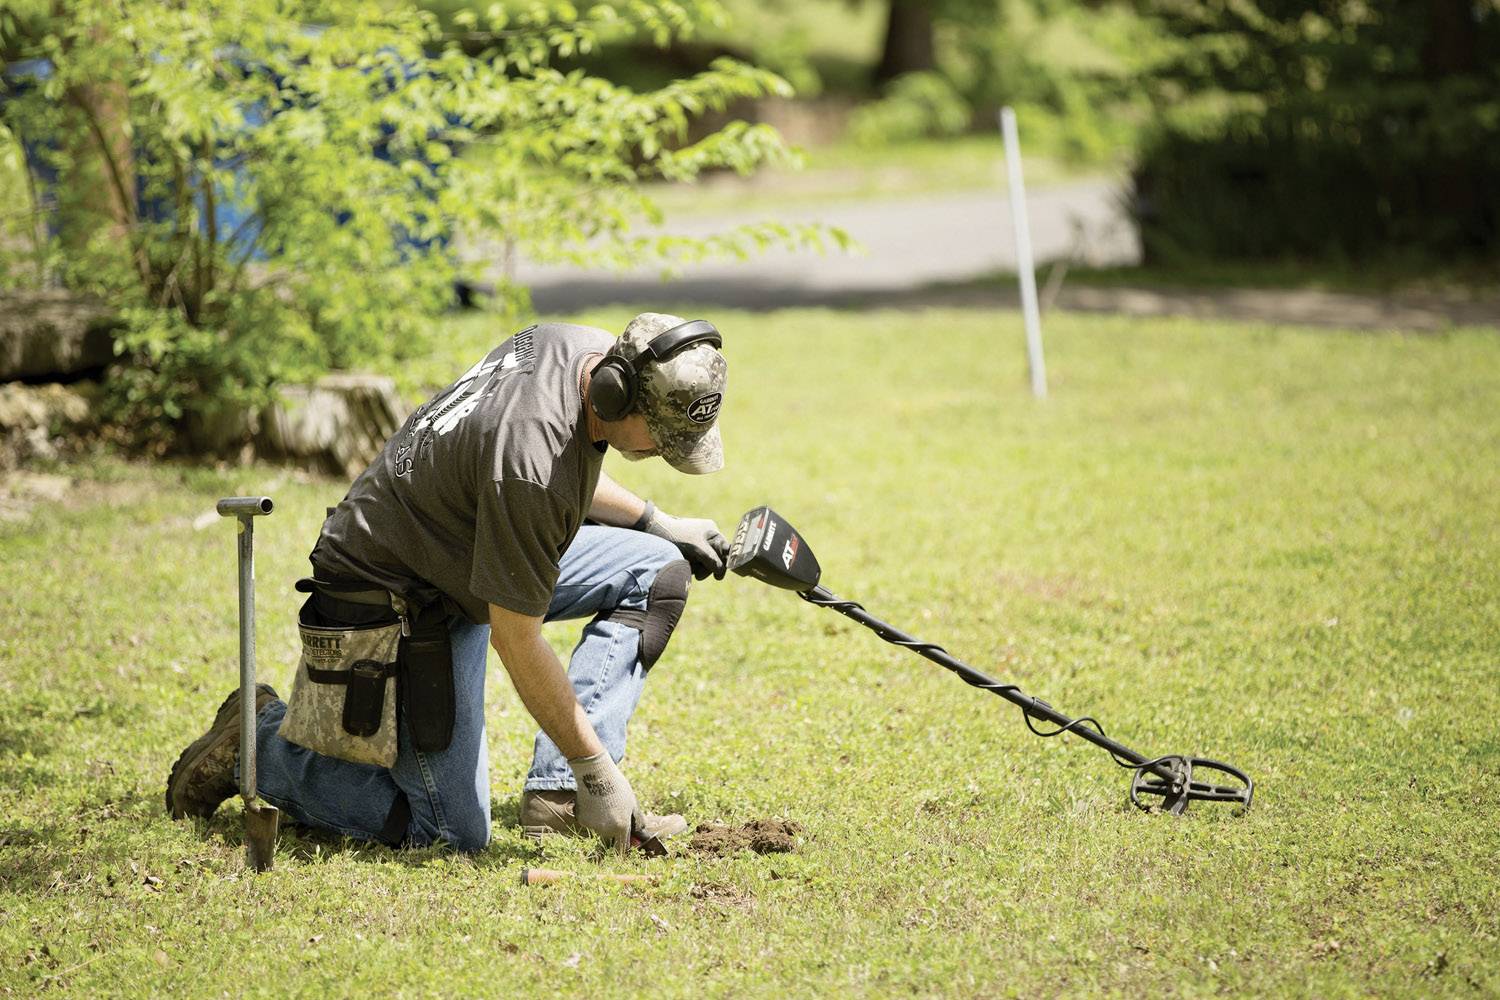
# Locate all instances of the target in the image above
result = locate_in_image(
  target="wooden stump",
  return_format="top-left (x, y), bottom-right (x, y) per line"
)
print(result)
top-left (256, 373), bottom-right (410, 478)
top-left (0, 285), bottom-right (409, 477)
top-left (0, 291), bottom-right (118, 381)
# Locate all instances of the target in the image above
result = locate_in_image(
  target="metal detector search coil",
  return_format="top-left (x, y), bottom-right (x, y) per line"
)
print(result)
top-left (727, 506), bottom-right (1253, 816)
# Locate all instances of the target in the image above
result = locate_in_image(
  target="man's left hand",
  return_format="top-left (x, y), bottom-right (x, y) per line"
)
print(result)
top-left (646, 510), bottom-right (730, 580)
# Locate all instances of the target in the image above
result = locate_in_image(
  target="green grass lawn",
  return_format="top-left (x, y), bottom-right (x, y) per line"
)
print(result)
top-left (3, 307), bottom-right (1498, 996)
top-left (645, 135), bottom-right (1110, 219)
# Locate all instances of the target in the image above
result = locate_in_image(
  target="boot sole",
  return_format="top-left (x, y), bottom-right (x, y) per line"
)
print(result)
top-left (521, 823), bottom-right (580, 843)
top-left (164, 685), bottom-right (277, 820)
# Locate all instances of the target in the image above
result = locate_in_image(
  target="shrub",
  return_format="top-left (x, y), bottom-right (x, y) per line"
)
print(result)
top-left (0, 0), bottom-right (827, 450)
top-left (942, 0), bottom-right (1168, 163)
top-left (847, 71), bottom-right (970, 147)
top-left (1133, 0), bottom-right (1500, 263)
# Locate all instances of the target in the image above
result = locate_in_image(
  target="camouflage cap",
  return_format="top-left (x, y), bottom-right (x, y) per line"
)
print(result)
top-left (617, 312), bottom-right (727, 475)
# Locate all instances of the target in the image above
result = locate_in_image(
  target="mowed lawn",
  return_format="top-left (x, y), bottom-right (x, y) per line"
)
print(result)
top-left (2, 307), bottom-right (1497, 997)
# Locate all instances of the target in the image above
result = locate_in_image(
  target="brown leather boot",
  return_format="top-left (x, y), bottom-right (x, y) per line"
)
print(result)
top-left (519, 789), bottom-right (687, 843)
top-left (165, 684), bottom-right (280, 820)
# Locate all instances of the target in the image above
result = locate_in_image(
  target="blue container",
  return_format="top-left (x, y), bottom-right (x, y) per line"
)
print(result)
top-left (1, 46), bottom-right (457, 270)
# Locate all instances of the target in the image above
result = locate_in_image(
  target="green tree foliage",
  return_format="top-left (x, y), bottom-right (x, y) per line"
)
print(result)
top-left (1134, 0), bottom-right (1500, 263)
top-left (846, 70), bottom-right (969, 146)
top-left (955, 0), bottom-right (1169, 160)
top-left (850, 0), bottom-right (1168, 160)
top-left (0, 0), bottom-right (825, 449)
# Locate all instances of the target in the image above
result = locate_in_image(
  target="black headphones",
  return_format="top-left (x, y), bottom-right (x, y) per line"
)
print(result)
top-left (588, 319), bottom-right (722, 422)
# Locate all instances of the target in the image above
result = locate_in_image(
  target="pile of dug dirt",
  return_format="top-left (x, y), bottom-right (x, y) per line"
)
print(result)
top-left (688, 819), bottom-right (801, 857)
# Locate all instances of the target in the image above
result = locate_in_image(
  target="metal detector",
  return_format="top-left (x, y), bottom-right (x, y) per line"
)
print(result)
top-left (727, 507), bottom-right (1253, 815)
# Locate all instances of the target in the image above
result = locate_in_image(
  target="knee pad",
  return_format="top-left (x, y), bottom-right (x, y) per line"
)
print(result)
top-left (594, 559), bottom-right (691, 670)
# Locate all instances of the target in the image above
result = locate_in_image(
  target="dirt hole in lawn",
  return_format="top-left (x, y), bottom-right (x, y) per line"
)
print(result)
top-left (688, 819), bottom-right (802, 857)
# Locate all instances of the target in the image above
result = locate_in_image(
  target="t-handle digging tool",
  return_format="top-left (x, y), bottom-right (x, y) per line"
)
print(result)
top-left (216, 496), bottom-right (281, 870)
top-left (726, 507), bottom-right (1253, 815)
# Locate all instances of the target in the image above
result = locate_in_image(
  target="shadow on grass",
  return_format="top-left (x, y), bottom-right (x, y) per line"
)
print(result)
top-left (0, 826), bottom-right (64, 894)
top-left (0, 789), bottom-right (164, 894)
top-left (0, 712), bottom-right (71, 895)
top-left (526, 273), bottom-right (1500, 331)
top-left (0, 711), bottom-right (64, 788)
top-left (0, 796), bottom-right (541, 899)
top-left (196, 792), bottom-right (538, 870)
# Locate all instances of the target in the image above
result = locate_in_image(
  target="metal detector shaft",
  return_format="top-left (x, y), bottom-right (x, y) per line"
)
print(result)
top-left (802, 585), bottom-right (1177, 784)
top-left (728, 506), bottom-right (1252, 814)
top-left (216, 496), bottom-right (279, 870)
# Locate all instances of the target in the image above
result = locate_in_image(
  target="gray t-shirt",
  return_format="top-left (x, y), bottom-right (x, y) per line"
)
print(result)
top-left (311, 323), bottom-right (614, 622)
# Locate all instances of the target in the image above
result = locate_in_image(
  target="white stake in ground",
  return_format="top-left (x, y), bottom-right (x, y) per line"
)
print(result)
top-left (1000, 107), bottom-right (1047, 399)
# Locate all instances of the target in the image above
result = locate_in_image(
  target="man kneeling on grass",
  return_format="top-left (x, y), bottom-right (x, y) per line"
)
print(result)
top-left (166, 313), bottom-right (730, 854)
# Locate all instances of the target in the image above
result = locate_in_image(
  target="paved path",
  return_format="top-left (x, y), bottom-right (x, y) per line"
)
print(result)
top-left (516, 178), bottom-right (1138, 312)
top-left (508, 179), bottom-right (1498, 330)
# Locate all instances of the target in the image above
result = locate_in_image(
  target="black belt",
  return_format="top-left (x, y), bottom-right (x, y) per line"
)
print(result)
top-left (296, 578), bottom-right (393, 606)
top-left (297, 576), bottom-right (414, 635)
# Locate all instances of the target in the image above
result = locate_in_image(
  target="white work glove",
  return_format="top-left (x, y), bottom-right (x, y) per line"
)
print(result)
top-left (645, 507), bottom-right (730, 580)
top-left (568, 751), bottom-right (644, 856)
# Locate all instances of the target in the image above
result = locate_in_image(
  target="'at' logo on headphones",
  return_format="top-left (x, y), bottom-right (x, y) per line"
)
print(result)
top-left (687, 392), bottom-right (722, 424)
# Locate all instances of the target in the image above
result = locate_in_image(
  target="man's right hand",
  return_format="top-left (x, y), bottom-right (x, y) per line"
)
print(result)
top-left (568, 752), bottom-right (644, 855)
top-left (645, 510), bottom-right (730, 580)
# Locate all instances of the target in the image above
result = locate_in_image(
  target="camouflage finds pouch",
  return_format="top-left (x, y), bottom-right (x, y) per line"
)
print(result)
top-left (277, 618), bottom-right (402, 768)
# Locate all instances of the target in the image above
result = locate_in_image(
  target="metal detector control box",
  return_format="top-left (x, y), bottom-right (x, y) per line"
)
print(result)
top-left (727, 506), bottom-right (822, 592)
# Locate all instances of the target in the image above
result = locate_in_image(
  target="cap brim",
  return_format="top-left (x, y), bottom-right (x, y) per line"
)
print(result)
top-left (666, 424), bottom-right (723, 475)
top-left (645, 412), bottom-right (723, 475)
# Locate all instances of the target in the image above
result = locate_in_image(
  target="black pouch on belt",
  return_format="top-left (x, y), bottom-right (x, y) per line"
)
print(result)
top-left (400, 606), bottom-right (455, 753)
top-left (343, 659), bottom-right (390, 737)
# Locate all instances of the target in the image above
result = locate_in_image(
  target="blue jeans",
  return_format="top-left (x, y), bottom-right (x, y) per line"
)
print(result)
top-left (250, 525), bottom-right (685, 852)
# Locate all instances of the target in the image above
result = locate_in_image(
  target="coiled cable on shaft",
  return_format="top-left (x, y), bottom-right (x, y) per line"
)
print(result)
top-left (799, 588), bottom-right (1176, 774)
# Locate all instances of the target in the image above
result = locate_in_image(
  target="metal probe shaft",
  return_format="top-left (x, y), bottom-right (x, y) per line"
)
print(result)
top-left (216, 496), bottom-right (278, 870)
top-left (236, 513), bottom-right (258, 801)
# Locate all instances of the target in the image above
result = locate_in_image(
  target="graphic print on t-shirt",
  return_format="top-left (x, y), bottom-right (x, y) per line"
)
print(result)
top-left (394, 327), bottom-right (537, 479)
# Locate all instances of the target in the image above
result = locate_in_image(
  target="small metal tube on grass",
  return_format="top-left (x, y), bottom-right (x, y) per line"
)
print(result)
top-left (520, 868), bottom-right (657, 887)
top-left (216, 496), bottom-right (280, 872)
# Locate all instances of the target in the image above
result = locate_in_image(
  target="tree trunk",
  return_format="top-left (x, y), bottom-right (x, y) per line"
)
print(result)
top-left (873, 0), bottom-right (936, 87)
top-left (56, 18), bottom-right (137, 275)
top-left (256, 374), bottom-right (411, 478)
top-left (1422, 0), bottom-right (1476, 77)
top-left (1420, 0), bottom-right (1482, 246)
